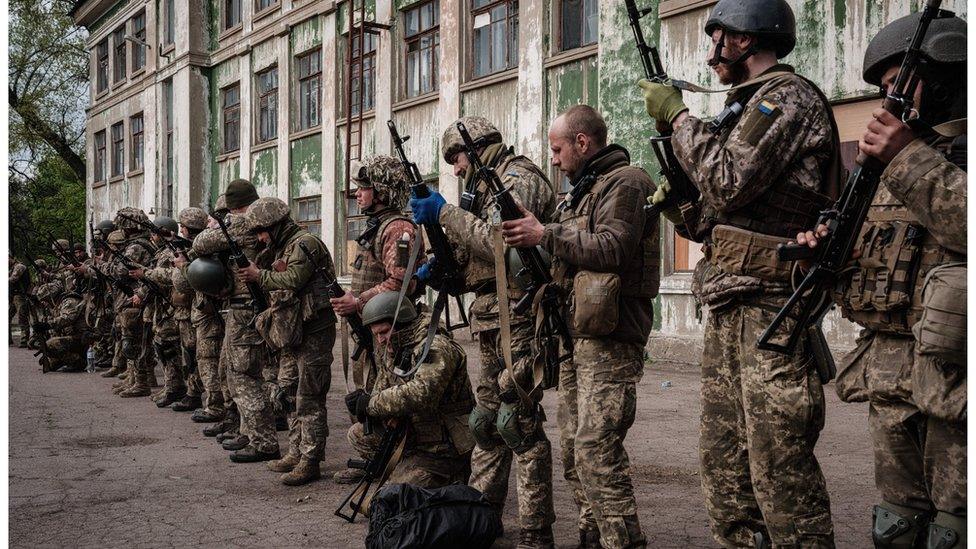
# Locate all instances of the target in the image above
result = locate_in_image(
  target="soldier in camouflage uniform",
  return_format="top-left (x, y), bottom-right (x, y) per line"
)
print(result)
top-left (639, 1), bottom-right (839, 546)
top-left (797, 14), bottom-right (967, 548)
top-left (193, 179), bottom-right (279, 462)
top-left (344, 291), bottom-right (475, 487)
top-left (239, 197), bottom-right (337, 484)
top-left (410, 116), bottom-right (557, 547)
top-left (330, 155), bottom-right (425, 485)
top-left (27, 259), bottom-right (53, 351)
top-left (9, 254), bottom-right (31, 347)
top-left (503, 105), bottom-right (659, 549)
top-left (36, 280), bottom-right (88, 373)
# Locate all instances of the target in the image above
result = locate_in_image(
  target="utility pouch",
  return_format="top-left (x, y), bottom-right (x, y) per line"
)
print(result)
top-left (570, 271), bottom-right (620, 337)
top-left (255, 289), bottom-right (303, 350)
top-left (710, 224), bottom-right (792, 281)
top-left (913, 262), bottom-right (967, 365)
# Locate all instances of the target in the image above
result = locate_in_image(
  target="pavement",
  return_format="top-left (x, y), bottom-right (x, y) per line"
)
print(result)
top-left (8, 342), bottom-right (878, 548)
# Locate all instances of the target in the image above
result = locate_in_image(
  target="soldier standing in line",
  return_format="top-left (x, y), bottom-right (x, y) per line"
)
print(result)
top-left (329, 155), bottom-right (425, 485)
top-left (502, 105), bottom-right (658, 549)
top-left (409, 116), bottom-right (558, 548)
top-left (638, 1), bottom-right (841, 546)
top-left (27, 258), bottom-right (52, 351)
top-left (9, 254), bottom-right (31, 347)
top-left (797, 13), bottom-right (967, 548)
top-left (239, 197), bottom-right (337, 485)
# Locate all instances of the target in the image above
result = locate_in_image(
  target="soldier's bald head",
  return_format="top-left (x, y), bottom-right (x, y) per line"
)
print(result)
top-left (553, 105), bottom-right (608, 149)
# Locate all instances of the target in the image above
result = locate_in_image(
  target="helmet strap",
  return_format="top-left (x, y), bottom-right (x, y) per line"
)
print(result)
top-left (708, 30), bottom-right (760, 68)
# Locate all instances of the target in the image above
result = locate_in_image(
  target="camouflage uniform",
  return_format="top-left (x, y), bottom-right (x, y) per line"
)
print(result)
top-left (9, 260), bottom-right (31, 346)
top-left (438, 134), bottom-right (558, 534)
top-left (834, 135), bottom-right (967, 542)
top-left (81, 255), bottom-right (114, 368)
top-left (143, 245), bottom-right (185, 398)
top-left (672, 68), bottom-right (840, 547)
top-left (107, 222), bottom-right (157, 394)
top-left (43, 289), bottom-right (88, 371)
top-left (541, 144), bottom-right (659, 547)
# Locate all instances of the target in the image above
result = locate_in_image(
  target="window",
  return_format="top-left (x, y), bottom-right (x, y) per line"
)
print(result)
top-left (256, 66), bottom-right (278, 143)
top-left (222, 84), bottom-right (241, 152)
top-left (110, 121), bottom-right (125, 178)
top-left (347, 33), bottom-right (377, 116)
top-left (294, 197), bottom-right (321, 237)
top-left (404, 0), bottom-right (440, 98)
top-left (112, 27), bottom-right (126, 83)
top-left (163, 81), bottom-right (174, 216)
top-left (344, 195), bottom-right (366, 274)
top-left (163, 0), bottom-right (175, 45)
top-left (225, 0), bottom-right (242, 30)
top-left (96, 39), bottom-right (109, 93)
top-left (256, 0), bottom-right (277, 12)
top-left (471, 0), bottom-right (518, 79)
top-left (131, 11), bottom-right (146, 71)
top-left (93, 131), bottom-right (106, 182)
top-left (130, 113), bottom-right (144, 171)
top-left (296, 50), bottom-right (322, 130)
top-left (559, 0), bottom-right (597, 51)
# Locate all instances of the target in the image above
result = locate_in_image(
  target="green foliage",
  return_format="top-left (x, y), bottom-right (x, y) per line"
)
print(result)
top-left (9, 151), bottom-right (86, 264)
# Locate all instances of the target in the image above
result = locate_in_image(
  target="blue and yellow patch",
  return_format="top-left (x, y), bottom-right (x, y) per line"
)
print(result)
top-left (758, 100), bottom-right (778, 116)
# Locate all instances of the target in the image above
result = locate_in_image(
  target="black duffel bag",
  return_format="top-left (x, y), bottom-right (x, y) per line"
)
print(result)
top-left (365, 483), bottom-right (503, 549)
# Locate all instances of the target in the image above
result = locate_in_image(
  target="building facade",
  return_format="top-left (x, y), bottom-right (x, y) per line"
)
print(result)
top-left (73, 0), bottom-right (967, 363)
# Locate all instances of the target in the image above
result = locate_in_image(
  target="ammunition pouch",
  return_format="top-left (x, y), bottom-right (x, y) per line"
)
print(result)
top-left (255, 290), bottom-right (303, 350)
top-left (570, 271), bottom-right (620, 337)
top-left (926, 512), bottom-right (965, 549)
top-left (873, 503), bottom-right (930, 549)
top-left (913, 262), bottom-right (967, 366)
top-left (495, 400), bottom-right (539, 455)
top-left (709, 224), bottom-right (793, 282)
top-left (468, 404), bottom-right (498, 450)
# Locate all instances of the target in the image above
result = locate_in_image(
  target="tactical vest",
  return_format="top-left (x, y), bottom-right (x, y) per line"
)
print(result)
top-left (351, 210), bottom-right (412, 296)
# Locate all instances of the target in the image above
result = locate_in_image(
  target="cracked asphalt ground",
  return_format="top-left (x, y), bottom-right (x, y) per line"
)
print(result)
top-left (8, 343), bottom-right (877, 548)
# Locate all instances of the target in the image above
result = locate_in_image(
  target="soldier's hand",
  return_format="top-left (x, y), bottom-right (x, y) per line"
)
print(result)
top-left (130, 294), bottom-right (142, 307)
top-left (237, 261), bottom-right (261, 283)
top-left (344, 389), bottom-right (370, 424)
top-left (173, 255), bottom-right (187, 268)
top-left (128, 268), bottom-right (144, 279)
top-left (860, 108), bottom-right (916, 164)
top-left (409, 192), bottom-right (447, 225)
top-left (500, 205), bottom-right (544, 247)
top-left (637, 79), bottom-right (689, 124)
top-left (330, 292), bottom-right (359, 316)
top-left (272, 258), bottom-right (287, 272)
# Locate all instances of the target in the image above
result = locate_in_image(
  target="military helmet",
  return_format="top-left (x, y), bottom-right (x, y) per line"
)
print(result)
top-left (441, 116), bottom-right (503, 164)
top-left (96, 219), bottom-right (115, 234)
top-left (114, 207), bottom-right (149, 231)
top-left (225, 179), bottom-right (259, 210)
top-left (353, 155), bottom-right (410, 209)
top-left (244, 197), bottom-right (291, 232)
top-left (505, 246), bottom-right (551, 292)
top-left (361, 291), bottom-right (418, 326)
top-left (704, 0), bottom-right (797, 58)
top-left (214, 194), bottom-right (229, 215)
top-left (73, 243), bottom-right (85, 252)
top-left (186, 257), bottom-right (231, 296)
top-left (179, 207), bottom-right (209, 231)
top-left (33, 259), bottom-right (48, 270)
top-left (862, 12), bottom-right (967, 86)
top-left (107, 230), bottom-right (126, 247)
top-left (153, 216), bottom-right (179, 235)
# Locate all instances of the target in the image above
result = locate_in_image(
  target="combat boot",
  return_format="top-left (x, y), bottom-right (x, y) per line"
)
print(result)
top-left (101, 365), bottom-right (124, 378)
top-left (622, 515), bottom-right (647, 548)
top-left (156, 391), bottom-right (186, 408)
top-left (112, 378), bottom-right (132, 394)
top-left (172, 394), bottom-right (202, 412)
top-left (221, 434), bottom-right (250, 451)
top-left (119, 367), bottom-right (151, 398)
top-left (280, 457), bottom-right (320, 486)
top-left (191, 409), bottom-right (222, 423)
top-left (517, 527), bottom-right (555, 549)
top-left (229, 445), bottom-right (281, 463)
top-left (215, 428), bottom-right (239, 443)
top-left (267, 452), bottom-right (301, 473)
top-left (332, 467), bottom-right (366, 484)
top-left (579, 527), bottom-right (601, 549)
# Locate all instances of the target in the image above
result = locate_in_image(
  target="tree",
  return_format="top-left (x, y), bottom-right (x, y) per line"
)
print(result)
top-left (9, 151), bottom-right (86, 264)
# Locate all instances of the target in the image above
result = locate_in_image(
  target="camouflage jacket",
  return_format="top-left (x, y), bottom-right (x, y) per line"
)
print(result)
top-left (439, 144), bottom-right (556, 333)
top-left (367, 311), bottom-right (476, 456)
top-left (192, 213), bottom-right (268, 300)
top-left (351, 208), bottom-right (424, 308)
top-left (52, 292), bottom-right (86, 337)
top-left (142, 245), bottom-right (179, 328)
top-left (9, 262), bottom-right (29, 294)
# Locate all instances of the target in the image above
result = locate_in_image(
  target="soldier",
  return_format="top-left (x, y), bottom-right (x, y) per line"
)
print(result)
top-left (82, 234), bottom-right (115, 371)
top-left (27, 259), bottom-right (52, 351)
top-left (99, 230), bottom-right (131, 381)
top-left (35, 280), bottom-right (88, 373)
top-left (409, 116), bottom-right (557, 547)
top-left (238, 197), bottom-right (337, 485)
top-left (9, 254), bottom-right (31, 347)
top-left (192, 179), bottom-right (279, 462)
top-left (329, 155), bottom-right (425, 485)
top-left (796, 13), bottom-right (967, 548)
top-left (638, 1), bottom-right (840, 546)
top-left (344, 291), bottom-right (475, 487)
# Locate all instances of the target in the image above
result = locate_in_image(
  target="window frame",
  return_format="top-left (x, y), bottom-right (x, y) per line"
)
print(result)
top-left (131, 11), bottom-right (147, 72)
top-left (402, 0), bottom-right (440, 100)
top-left (110, 121), bottom-right (125, 178)
top-left (129, 113), bottom-right (144, 172)
top-left (293, 196), bottom-right (322, 238)
top-left (224, 0), bottom-right (242, 31)
top-left (112, 26), bottom-right (127, 84)
top-left (345, 31), bottom-right (377, 117)
top-left (255, 65), bottom-right (279, 143)
top-left (295, 49), bottom-right (322, 131)
top-left (93, 130), bottom-right (107, 182)
top-left (555, 0), bottom-right (598, 53)
top-left (162, 0), bottom-right (175, 46)
top-left (222, 83), bottom-right (241, 153)
top-left (95, 38), bottom-right (109, 94)
top-left (255, 0), bottom-right (279, 14)
top-left (468, 0), bottom-right (519, 81)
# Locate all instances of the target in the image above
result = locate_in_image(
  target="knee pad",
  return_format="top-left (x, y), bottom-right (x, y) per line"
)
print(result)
top-left (153, 342), bottom-right (179, 363)
top-left (925, 512), bottom-right (965, 549)
top-left (121, 337), bottom-right (140, 360)
top-left (468, 405), bottom-right (498, 450)
top-left (873, 503), bottom-right (930, 548)
top-left (496, 400), bottom-right (538, 455)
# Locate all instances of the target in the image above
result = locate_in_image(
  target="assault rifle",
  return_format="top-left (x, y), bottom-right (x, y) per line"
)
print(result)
top-left (757, 0), bottom-right (949, 355)
top-left (456, 121), bottom-right (573, 374)
top-left (100, 240), bottom-right (172, 306)
top-left (625, 0), bottom-right (701, 218)
top-left (86, 234), bottom-right (136, 297)
top-left (298, 242), bottom-right (374, 364)
top-left (335, 421), bottom-right (407, 523)
top-left (118, 213), bottom-right (192, 259)
top-left (208, 212), bottom-right (268, 314)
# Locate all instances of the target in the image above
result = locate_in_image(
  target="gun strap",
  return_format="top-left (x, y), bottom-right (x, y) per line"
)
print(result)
top-left (340, 319), bottom-right (353, 391)
top-left (388, 229), bottom-right (423, 331)
top-left (349, 427), bottom-right (408, 517)
top-left (664, 70), bottom-right (795, 95)
top-left (492, 227), bottom-right (534, 408)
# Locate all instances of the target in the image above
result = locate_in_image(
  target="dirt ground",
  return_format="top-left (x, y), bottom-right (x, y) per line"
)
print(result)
top-left (8, 341), bottom-right (877, 548)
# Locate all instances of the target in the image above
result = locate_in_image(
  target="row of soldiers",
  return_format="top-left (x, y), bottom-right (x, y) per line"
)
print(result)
top-left (9, 2), bottom-right (967, 547)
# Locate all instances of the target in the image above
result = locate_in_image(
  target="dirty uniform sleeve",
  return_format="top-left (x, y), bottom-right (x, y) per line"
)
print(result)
top-left (541, 176), bottom-right (648, 272)
top-left (258, 235), bottom-right (316, 291)
top-left (882, 138), bottom-right (967, 254)
top-left (672, 78), bottom-right (832, 212)
top-left (358, 220), bottom-right (422, 306)
top-left (366, 347), bottom-right (454, 418)
top-left (145, 250), bottom-right (176, 288)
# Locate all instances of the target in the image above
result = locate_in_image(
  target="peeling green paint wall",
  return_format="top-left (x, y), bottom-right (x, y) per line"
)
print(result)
top-left (251, 148), bottom-right (278, 195)
top-left (290, 15), bottom-right (322, 52)
top-left (290, 134), bottom-right (323, 198)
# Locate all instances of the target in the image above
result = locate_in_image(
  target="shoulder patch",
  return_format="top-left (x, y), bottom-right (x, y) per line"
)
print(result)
top-left (738, 99), bottom-right (783, 147)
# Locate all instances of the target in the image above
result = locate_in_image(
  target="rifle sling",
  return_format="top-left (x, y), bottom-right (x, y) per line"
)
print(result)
top-left (492, 227), bottom-right (535, 408)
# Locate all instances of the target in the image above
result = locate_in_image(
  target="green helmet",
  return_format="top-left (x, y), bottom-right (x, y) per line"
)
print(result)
top-left (114, 207), bottom-right (149, 231)
top-left (213, 193), bottom-right (229, 215)
top-left (506, 246), bottom-right (551, 292)
top-left (361, 291), bottom-right (418, 327)
top-left (441, 116), bottom-right (502, 164)
top-left (186, 257), bottom-right (230, 296)
top-left (96, 219), bottom-right (115, 234)
top-left (704, 0), bottom-right (796, 58)
top-left (153, 216), bottom-right (179, 234)
top-left (179, 207), bottom-right (209, 231)
top-left (862, 12), bottom-right (966, 87)
top-left (33, 259), bottom-right (48, 270)
top-left (244, 197), bottom-right (291, 232)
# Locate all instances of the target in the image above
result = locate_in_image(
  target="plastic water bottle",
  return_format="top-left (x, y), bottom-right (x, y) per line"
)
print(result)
top-left (86, 348), bottom-right (95, 373)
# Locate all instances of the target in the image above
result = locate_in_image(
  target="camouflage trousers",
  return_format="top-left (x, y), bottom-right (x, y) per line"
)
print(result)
top-left (10, 295), bottom-right (29, 344)
top-left (119, 308), bottom-right (150, 385)
top-left (175, 317), bottom-right (202, 398)
top-left (700, 303), bottom-right (834, 548)
top-left (558, 337), bottom-right (643, 548)
top-left (225, 306), bottom-right (277, 454)
top-left (90, 313), bottom-right (114, 368)
top-left (280, 326), bottom-right (335, 461)
top-left (196, 314), bottom-right (226, 415)
top-left (46, 335), bottom-right (85, 368)
top-left (468, 323), bottom-right (555, 532)
top-left (347, 421), bottom-right (472, 488)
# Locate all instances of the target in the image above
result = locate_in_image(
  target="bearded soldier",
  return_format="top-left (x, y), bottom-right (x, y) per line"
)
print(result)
top-left (9, 254), bottom-right (31, 347)
top-left (238, 197), bottom-right (337, 485)
top-left (329, 155), bottom-right (425, 485)
top-left (797, 14), bottom-right (967, 548)
top-left (344, 291), bottom-right (475, 487)
top-left (638, 0), bottom-right (840, 546)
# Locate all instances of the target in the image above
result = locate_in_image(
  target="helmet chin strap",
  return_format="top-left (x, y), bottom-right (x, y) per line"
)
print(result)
top-left (707, 30), bottom-right (760, 68)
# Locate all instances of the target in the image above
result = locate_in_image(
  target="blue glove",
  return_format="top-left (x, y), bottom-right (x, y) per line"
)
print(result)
top-left (415, 259), bottom-right (435, 283)
top-left (410, 192), bottom-right (446, 225)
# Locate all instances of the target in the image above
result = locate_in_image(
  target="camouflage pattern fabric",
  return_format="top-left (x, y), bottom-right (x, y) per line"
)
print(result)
top-left (9, 295), bottom-right (29, 345)
top-left (440, 115), bottom-right (502, 163)
top-left (193, 299), bottom-right (226, 416)
top-left (346, 421), bottom-right (472, 488)
top-left (280, 327), bottom-right (335, 461)
top-left (145, 245), bottom-right (182, 394)
top-left (225, 306), bottom-right (277, 454)
top-left (699, 303), bottom-right (833, 548)
top-left (354, 155), bottom-right (410, 210)
top-left (43, 293), bottom-right (88, 369)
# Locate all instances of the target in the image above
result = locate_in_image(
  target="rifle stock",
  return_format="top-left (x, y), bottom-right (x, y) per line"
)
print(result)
top-left (335, 421), bottom-right (407, 523)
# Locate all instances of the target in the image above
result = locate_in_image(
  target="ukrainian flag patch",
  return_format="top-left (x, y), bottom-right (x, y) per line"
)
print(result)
top-left (758, 100), bottom-right (777, 116)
